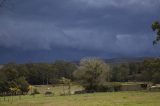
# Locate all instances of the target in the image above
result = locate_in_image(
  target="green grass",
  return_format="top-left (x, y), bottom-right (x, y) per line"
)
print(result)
top-left (0, 85), bottom-right (160, 106)
top-left (32, 84), bottom-right (84, 95)
top-left (0, 91), bottom-right (160, 106)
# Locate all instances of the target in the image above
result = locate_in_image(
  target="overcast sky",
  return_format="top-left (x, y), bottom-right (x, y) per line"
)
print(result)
top-left (0, 0), bottom-right (160, 63)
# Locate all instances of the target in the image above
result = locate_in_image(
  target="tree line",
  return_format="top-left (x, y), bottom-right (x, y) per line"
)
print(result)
top-left (0, 60), bottom-right (77, 95)
top-left (110, 58), bottom-right (160, 83)
top-left (0, 58), bottom-right (160, 94)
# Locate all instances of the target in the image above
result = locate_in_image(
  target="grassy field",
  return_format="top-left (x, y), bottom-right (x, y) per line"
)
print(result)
top-left (0, 85), bottom-right (160, 106)
top-left (32, 84), bottom-right (84, 95)
top-left (0, 90), bottom-right (160, 106)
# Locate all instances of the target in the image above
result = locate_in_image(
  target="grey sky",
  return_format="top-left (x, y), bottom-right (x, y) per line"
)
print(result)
top-left (0, 0), bottom-right (160, 63)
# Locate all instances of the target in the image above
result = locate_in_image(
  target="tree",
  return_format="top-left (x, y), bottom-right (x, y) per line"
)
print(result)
top-left (152, 21), bottom-right (160, 45)
top-left (53, 60), bottom-right (77, 81)
top-left (0, 63), bottom-right (29, 96)
top-left (15, 77), bottom-right (29, 94)
top-left (140, 58), bottom-right (160, 83)
top-left (0, 71), bottom-right (9, 94)
top-left (128, 62), bottom-right (142, 81)
top-left (74, 57), bottom-right (110, 90)
top-left (17, 64), bottom-right (29, 78)
top-left (111, 64), bottom-right (129, 82)
top-left (60, 77), bottom-right (71, 95)
top-left (2, 63), bottom-right (18, 81)
top-left (36, 63), bottom-right (52, 85)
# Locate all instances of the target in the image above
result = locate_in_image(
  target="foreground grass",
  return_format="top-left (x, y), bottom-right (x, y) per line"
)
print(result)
top-left (0, 91), bottom-right (160, 106)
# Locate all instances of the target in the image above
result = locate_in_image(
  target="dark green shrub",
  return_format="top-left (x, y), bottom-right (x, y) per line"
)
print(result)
top-left (95, 84), bottom-right (121, 92)
top-left (33, 88), bottom-right (40, 94)
top-left (45, 91), bottom-right (54, 96)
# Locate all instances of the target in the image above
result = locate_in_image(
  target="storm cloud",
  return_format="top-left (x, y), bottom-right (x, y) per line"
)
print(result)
top-left (0, 0), bottom-right (160, 63)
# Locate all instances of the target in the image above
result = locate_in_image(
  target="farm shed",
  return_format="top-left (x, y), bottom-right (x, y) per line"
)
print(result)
top-left (120, 83), bottom-right (147, 91)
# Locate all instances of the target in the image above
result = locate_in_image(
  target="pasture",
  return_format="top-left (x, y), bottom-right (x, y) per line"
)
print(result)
top-left (0, 85), bottom-right (160, 106)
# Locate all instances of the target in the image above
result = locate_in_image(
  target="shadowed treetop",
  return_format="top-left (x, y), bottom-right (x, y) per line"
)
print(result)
top-left (152, 21), bottom-right (160, 45)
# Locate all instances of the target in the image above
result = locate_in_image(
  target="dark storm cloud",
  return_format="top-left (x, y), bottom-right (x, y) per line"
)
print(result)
top-left (0, 0), bottom-right (160, 63)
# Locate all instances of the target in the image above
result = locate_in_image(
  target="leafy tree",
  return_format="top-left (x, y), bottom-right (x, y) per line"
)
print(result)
top-left (15, 77), bottom-right (29, 94)
top-left (140, 58), bottom-right (160, 83)
top-left (25, 63), bottom-right (44, 85)
top-left (0, 63), bottom-right (29, 95)
top-left (74, 57), bottom-right (110, 90)
top-left (1, 63), bottom-right (18, 81)
top-left (0, 72), bottom-right (9, 93)
top-left (60, 77), bottom-right (71, 95)
top-left (152, 21), bottom-right (160, 45)
top-left (128, 62), bottom-right (142, 81)
top-left (53, 60), bottom-right (77, 81)
top-left (111, 64), bottom-right (129, 82)
top-left (17, 64), bottom-right (29, 78)
top-left (152, 72), bottom-right (160, 84)
top-left (36, 63), bottom-right (53, 85)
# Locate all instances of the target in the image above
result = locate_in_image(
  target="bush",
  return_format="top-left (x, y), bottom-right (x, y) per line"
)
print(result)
top-left (73, 83), bottom-right (122, 94)
top-left (60, 93), bottom-right (66, 96)
top-left (33, 88), bottom-right (40, 94)
top-left (16, 77), bottom-right (30, 94)
top-left (74, 90), bottom-right (86, 94)
top-left (45, 91), bottom-right (54, 96)
top-left (85, 83), bottom-right (121, 92)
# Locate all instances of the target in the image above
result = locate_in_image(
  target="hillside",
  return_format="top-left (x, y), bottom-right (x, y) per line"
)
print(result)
top-left (104, 57), bottom-right (159, 64)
